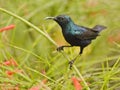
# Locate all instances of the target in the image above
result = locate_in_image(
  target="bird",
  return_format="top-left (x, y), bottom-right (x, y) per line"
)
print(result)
top-left (45, 15), bottom-right (107, 68)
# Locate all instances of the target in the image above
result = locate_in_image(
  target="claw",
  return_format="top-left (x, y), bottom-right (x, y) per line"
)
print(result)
top-left (56, 46), bottom-right (64, 51)
top-left (69, 60), bottom-right (75, 69)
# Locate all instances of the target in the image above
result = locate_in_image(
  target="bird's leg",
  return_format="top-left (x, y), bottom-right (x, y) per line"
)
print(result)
top-left (79, 47), bottom-right (84, 54)
top-left (69, 54), bottom-right (80, 69)
top-left (57, 45), bottom-right (73, 51)
top-left (69, 47), bottom-right (84, 69)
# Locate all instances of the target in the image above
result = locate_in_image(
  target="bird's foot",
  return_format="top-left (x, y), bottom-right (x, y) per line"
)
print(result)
top-left (57, 46), bottom-right (64, 51)
top-left (69, 60), bottom-right (75, 69)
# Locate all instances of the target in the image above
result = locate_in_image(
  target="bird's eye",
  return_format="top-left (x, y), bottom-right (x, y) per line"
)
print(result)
top-left (60, 17), bottom-right (64, 21)
top-left (56, 16), bottom-right (66, 22)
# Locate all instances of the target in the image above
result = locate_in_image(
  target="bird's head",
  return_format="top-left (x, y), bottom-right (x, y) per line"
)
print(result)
top-left (45, 15), bottom-right (72, 27)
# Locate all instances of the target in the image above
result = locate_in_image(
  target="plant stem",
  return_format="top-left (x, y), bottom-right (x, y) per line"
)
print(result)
top-left (61, 51), bottom-right (90, 90)
top-left (0, 8), bottom-right (90, 90)
top-left (0, 8), bottom-right (58, 47)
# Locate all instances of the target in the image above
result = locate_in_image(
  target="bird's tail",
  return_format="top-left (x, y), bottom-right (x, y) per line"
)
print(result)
top-left (92, 25), bottom-right (107, 33)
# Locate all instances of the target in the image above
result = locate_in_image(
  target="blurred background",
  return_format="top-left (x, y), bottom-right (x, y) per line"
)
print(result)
top-left (0, 0), bottom-right (120, 90)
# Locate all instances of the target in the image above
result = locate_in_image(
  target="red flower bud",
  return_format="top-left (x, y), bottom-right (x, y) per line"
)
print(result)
top-left (0, 24), bottom-right (15, 32)
top-left (71, 77), bottom-right (82, 90)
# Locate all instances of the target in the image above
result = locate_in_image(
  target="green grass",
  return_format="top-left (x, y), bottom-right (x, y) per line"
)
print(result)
top-left (0, 0), bottom-right (120, 90)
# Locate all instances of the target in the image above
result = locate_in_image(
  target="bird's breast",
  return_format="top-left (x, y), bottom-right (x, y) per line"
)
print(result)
top-left (62, 31), bottom-right (79, 46)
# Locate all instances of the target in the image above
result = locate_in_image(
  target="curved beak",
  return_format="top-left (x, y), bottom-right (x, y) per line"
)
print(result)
top-left (44, 17), bottom-right (56, 20)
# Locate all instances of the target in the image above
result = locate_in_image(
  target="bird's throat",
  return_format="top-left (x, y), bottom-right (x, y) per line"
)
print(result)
top-left (60, 22), bottom-right (74, 32)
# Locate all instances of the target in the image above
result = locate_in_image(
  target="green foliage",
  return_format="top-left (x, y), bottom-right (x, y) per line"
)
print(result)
top-left (0, 0), bottom-right (120, 89)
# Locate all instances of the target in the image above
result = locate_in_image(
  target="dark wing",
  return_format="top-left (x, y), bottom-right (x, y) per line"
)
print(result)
top-left (75, 29), bottom-right (98, 40)
top-left (81, 25), bottom-right (107, 32)
top-left (74, 25), bottom-right (107, 40)
top-left (92, 25), bottom-right (107, 32)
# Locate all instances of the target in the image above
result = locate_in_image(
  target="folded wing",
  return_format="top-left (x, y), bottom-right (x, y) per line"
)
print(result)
top-left (75, 25), bottom-right (107, 40)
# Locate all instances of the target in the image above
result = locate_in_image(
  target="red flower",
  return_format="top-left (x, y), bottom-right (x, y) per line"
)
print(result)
top-left (3, 60), bottom-right (11, 66)
top-left (6, 69), bottom-right (22, 77)
top-left (6, 70), bottom-right (15, 76)
top-left (0, 24), bottom-right (15, 32)
top-left (71, 77), bottom-right (82, 90)
top-left (3, 58), bottom-right (18, 66)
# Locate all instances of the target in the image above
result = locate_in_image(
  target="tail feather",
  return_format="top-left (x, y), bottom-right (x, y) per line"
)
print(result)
top-left (92, 25), bottom-right (107, 32)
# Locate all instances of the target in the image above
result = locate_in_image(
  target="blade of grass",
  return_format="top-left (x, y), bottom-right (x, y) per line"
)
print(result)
top-left (0, 8), bottom-right (58, 47)
top-left (0, 8), bottom-right (90, 90)
top-left (61, 51), bottom-right (90, 90)
top-left (25, 66), bottom-right (66, 88)
top-left (8, 44), bottom-right (45, 62)
top-left (101, 57), bottom-right (120, 90)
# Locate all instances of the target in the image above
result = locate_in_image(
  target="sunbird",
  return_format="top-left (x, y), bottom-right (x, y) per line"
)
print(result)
top-left (46, 15), bottom-right (107, 68)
